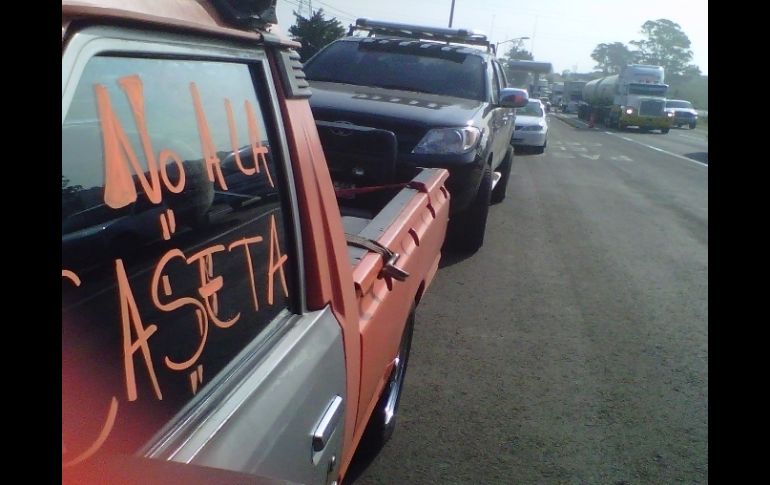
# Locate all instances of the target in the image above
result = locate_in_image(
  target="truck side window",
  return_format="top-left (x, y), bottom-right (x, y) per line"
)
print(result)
top-left (494, 62), bottom-right (508, 88)
top-left (490, 61), bottom-right (500, 103)
top-left (62, 55), bottom-right (296, 466)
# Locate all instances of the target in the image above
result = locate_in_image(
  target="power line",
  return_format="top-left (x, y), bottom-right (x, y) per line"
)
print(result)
top-left (313, 0), bottom-right (357, 19)
top-left (281, 0), bottom-right (356, 23)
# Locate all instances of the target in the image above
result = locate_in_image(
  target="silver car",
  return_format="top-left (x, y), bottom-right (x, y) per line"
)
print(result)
top-left (512, 99), bottom-right (549, 153)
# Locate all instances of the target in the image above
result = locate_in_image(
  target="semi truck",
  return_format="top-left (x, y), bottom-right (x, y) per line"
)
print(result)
top-left (578, 64), bottom-right (673, 133)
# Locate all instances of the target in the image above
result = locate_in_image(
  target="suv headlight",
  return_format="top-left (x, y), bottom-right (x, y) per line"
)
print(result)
top-left (412, 127), bottom-right (481, 154)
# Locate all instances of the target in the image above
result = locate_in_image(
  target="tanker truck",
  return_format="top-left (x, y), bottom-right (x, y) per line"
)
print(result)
top-left (578, 64), bottom-right (674, 133)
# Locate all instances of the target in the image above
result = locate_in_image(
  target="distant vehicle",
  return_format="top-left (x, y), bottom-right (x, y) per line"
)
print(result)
top-left (562, 80), bottom-right (586, 111)
top-left (550, 81), bottom-right (564, 106)
top-left (565, 100), bottom-right (580, 114)
top-left (579, 64), bottom-right (674, 133)
top-left (665, 99), bottom-right (698, 129)
top-left (539, 97), bottom-right (552, 112)
top-left (512, 99), bottom-right (549, 153)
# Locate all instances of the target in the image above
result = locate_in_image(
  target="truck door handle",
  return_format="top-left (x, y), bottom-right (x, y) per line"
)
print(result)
top-left (312, 395), bottom-right (343, 452)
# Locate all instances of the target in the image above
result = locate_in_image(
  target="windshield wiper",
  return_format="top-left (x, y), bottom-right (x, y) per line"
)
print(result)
top-left (369, 84), bottom-right (434, 94)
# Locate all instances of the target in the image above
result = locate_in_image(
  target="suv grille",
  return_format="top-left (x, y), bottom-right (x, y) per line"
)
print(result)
top-left (312, 108), bottom-right (428, 154)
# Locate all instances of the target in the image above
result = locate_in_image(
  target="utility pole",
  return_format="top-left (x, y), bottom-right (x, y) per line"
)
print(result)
top-left (449, 0), bottom-right (456, 27)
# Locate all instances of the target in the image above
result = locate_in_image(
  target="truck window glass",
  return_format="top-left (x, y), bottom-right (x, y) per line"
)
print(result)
top-left (304, 41), bottom-right (486, 101)
top-left (62, 55), bottom-right (296, 467)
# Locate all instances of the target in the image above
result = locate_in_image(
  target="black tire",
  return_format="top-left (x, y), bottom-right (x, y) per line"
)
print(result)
top-left (661, 128), bottom-right (670, 134)
top-left (689, 122), bottom-right (696, 129)
top-left (359, 308), bottom-right (415, 450)
top-left (534, 140), bottom-right (546, 154)
top-left (450, 165), bottom-right (492, 253)
top-left (490, 145), bottom-right (514, 204)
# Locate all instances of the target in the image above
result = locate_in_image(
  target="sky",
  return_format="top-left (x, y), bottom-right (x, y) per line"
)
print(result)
top-left (274, 0), bottom-right (708, 76)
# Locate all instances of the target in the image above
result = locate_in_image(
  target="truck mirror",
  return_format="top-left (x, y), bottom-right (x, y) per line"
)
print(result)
top-left (499, 88), bottom-right (529, 108)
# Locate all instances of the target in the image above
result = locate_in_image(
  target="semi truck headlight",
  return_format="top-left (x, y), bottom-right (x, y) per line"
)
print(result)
top-left (625, 108), bottom-right (634, 115)
top-left (413, 127), bottom-right (481, 154)
top-left (666, 111), bottom-right (675, 117)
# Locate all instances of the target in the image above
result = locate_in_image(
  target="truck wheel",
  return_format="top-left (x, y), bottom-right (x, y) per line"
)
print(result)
top-left (360, 308), bottom-right (415, 450)
top-left (661, 128), bottom-right (670, 134)
top-left (450, 165), bottom-right (492, 253)
top-left (491, 145), bottom-right (514, 204)
top-left (534, 140), bottom-right (547, 154)
top-left (689, 122), bottom-right (696, 129)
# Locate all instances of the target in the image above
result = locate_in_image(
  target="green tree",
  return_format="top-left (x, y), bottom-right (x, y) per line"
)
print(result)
top-left (591, 42), bottom-right (637, 74)
top-left (502, 42), bottom-right (534, 87)
top-left (629, 19), bottom-right (700, 79)
top-left (288, 9), bottom-right (346, 61)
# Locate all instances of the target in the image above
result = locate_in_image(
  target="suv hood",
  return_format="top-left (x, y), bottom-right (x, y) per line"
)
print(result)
top-left (308, 81), bottom-right (486, 127)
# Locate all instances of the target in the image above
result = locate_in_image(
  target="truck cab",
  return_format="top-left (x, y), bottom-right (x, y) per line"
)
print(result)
top-left (62, 2), bottom-right (449, 483)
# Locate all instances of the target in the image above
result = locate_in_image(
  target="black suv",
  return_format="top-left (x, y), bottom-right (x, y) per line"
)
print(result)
top-left (303, 19), bottom-right (528, 252)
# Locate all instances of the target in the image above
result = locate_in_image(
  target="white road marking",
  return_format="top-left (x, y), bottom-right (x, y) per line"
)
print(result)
top-left (558, 115), bottom-right (707, 167)
top-left (610, 155), bottom-right (634, 162)
top-left (609, 135), bottom-right (708, 168)
top-left (571, 146), bottom-right (588, 152)
top-left (552, 152), bottom-right (576, 158)
top-left (676, 133), bottom-right (707, 142)
top-left (579, 154), bottom-right (601, 160)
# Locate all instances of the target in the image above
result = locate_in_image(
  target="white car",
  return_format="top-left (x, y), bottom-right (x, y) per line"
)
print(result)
top-left (512, 99), bottom-right (549, 153)
top-left (665, 99), bottom-right (698, 129)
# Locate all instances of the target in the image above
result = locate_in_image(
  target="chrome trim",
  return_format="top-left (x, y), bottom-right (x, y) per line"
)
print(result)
top-left (312, 395), bottom-right (343, 453)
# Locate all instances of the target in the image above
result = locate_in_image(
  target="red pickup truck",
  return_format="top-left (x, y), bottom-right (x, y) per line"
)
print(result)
top-left (61, 1), bottom-right (449, 483)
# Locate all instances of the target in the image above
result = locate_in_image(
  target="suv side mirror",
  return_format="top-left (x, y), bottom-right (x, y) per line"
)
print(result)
top-left (499, 88), bottom-right (529, 108)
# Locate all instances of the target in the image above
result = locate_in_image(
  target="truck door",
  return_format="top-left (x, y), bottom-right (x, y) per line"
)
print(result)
top-left (488, 60), bottom-right (512, 170)
top-left (62, 27), bottom-right (345, 485)
top-left (493, 61), bottom-right (515, 146)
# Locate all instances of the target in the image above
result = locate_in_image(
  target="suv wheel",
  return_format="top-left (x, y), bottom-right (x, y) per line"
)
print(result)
top-left (491, 145), bottom-right (514, 204)
top-left (450, 165), bottom-right (491, 253)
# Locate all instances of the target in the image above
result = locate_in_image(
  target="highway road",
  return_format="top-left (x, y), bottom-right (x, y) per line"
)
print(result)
top-left (347, 114), bottom-right (708, 484)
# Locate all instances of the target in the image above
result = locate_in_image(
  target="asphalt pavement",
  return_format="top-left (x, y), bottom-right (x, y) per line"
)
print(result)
top-left (347, 113), bottom-right (708, 484)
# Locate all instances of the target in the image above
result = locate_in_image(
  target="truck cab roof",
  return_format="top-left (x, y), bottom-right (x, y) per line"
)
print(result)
top-left (62, 0), bottom-right (297, 47)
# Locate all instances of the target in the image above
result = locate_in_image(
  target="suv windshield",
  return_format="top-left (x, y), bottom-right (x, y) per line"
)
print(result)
top-left (518, 101), bottom-right (544, 117)
top-left (304, 40), bottom-right (486, 101)
top-left (666, 100), bottom-right (693, 109)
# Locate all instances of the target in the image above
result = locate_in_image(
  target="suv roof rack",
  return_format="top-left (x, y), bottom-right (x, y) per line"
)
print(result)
top-left (349, 18), bottom-right (492, 52)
